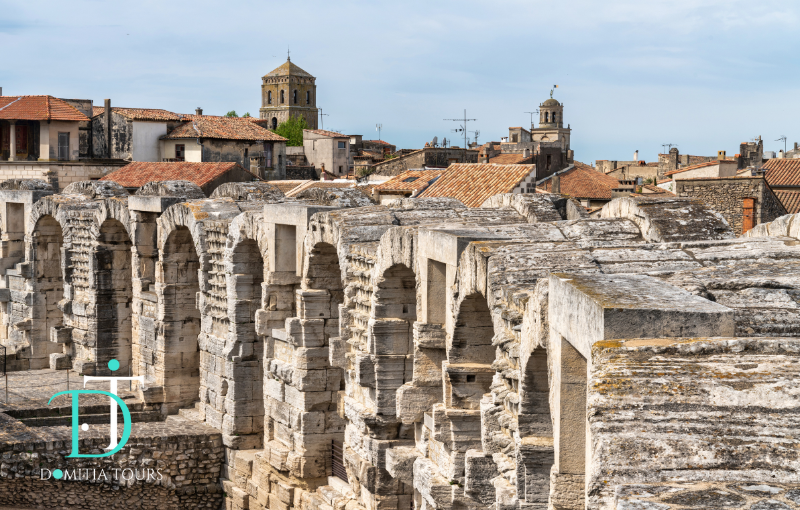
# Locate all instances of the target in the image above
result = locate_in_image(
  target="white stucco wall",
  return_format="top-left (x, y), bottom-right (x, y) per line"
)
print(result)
top-left (132, 121), bottom-right (168, 162)
top-left (303, 134), bottom-right (349, 175)
top-left (160, 139), bottom-right (202, 162)
top-left (46, 121), bottom-right (81, 161)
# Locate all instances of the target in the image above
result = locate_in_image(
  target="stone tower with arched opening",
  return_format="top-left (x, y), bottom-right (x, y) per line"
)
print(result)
top-left (259, 57), bottom-right (319, 130)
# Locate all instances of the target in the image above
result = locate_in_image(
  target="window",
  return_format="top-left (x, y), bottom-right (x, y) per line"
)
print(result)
top-left (338, 165), bottom-right (343, 174)
top-left (306, 91), bottom-right (310, 105)
top-left (57, 132), bottom-right (69, 161)
top-left (280, 90), bottom-right (285, 103)
top-left (244, 148), bottom-right (249, 157)
top-left (267, 91), bottom-right (272, 104)
top-left (293, 90), bottom-right (298, 104)
top-left (278, 154), bottom-right (282, 167)
top-left (175, 144), bottom-right (185, 161)
top-left (403, 177), bottom-right (419, 182)
top-left (338, 141), bottom-right (346, 149)
top-left (272, 117), bottom-right (278, 129)
top-left (266, 145), bottom-right (273, 167)
top-left (546, 153), bottom-right (552, 168)
top-left (545, 112), bottom-right (549, 123)
top-left (511, 134), bottom-right (518, 143)
top-left (15, 125), bottom-right (28, 155)
top-left (553, 113), bottom-right (558, 124)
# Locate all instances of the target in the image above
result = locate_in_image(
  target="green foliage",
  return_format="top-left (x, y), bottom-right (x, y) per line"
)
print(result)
top-left (225, 111), bottom-right (238, 118)
top-left (242, 112), bottom-right (252, 118)
top-left (645, 177), bottom-right (654, 185)
top-left (273, 115), bottom-right (308, 146)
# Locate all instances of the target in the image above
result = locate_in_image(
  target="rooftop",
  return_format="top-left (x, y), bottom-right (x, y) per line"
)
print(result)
top-left (539, 161), bottom-right (620, 200)
top-left (417, 163), bottom-right (536, 207)
top-left (304, 129), bottom-right (348, 138)
top-left (664, 160), bottom-right (725, 177)
top-left (100, 162), bottom-right (249, 189)
top-left (488, 153), bottom-right (534, 165)
top-left (164, 116), bottom-right (287, 142)
top-left (763, 158), bottom-right (800, 187)
top-left (0, 96), bottom-right (89, 122)
top-left (91, 107), bottom-right (183, 122)
top-left (775, 190), bottom-right (800, 213)
top-left (374, 169), bottom-right (445, 194)
top-left (263, 58), bottom-right (314, 79)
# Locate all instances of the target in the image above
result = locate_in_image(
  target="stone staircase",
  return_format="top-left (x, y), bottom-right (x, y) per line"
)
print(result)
top-left (4, 398), bottom-right (163, 427)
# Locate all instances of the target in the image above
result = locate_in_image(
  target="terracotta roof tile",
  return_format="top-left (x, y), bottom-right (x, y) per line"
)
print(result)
top-left (165, 116), bottom-right (287, 142)
top-left (374, 169), bottom-right (445, 194)
top-left (488, 153), bottom-right (534, 165)
top-left (539, 162), bottom-right (620, 200)
top-left (266, 180), bottom-right (311, 194)
top-left (0, 96), bottom-right (88, 121)
top-left (100, 162), bottom-right (247, 188)
top-left (664, 160), bottom-right (721, 176)
top-left (90, 107), bottom-right (183, 121)
top-left (417, 163), bottom-right (536, 207)
top-left (775, 190), bottom-right (800, 213)
top-left (763, 159), bottom-right (800, 187)
top-left (304, 129), bottom-right (348, 138)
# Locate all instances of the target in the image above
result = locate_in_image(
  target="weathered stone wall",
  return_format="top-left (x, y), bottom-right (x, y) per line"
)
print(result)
top-left (0, 416), bottom-right (224, 510)
top-left (675, 176), bottom-right (786, 235)
top-left (371, 148), bottom-right (478, 176)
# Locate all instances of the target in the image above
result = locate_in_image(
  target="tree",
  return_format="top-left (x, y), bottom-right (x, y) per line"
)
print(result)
top-left (225, 111), bottom-right (238, 117)
top-left (273, 115), bottom-right (308, 147)
top-left (242, 112), bottom-right (252, 118)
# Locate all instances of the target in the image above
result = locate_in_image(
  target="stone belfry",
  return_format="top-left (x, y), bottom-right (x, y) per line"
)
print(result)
top-left (259, 55), bottom-right (319, 130)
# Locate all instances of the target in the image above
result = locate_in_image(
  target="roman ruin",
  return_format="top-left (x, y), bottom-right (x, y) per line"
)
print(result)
top-left (0, 179), bottom-right (798, 510)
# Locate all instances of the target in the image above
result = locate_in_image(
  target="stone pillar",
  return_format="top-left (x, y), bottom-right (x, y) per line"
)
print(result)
top-left (8, 121), bottom-right (15, 162)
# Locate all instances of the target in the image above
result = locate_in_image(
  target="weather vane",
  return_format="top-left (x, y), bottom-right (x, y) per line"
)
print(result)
top-left (550, 84), bottom-right (559, 99)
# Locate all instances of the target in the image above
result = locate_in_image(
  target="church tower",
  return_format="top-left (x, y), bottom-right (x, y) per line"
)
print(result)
top-left (259, 56), bottom-right (319, 130)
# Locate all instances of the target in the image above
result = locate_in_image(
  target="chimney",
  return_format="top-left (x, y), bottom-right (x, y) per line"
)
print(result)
top-left (196, 107), bottom-right (203, 116)
top-left (795, 142), bottom-right (798, 151)
top-left (0, 87), bottom-right (3, 96)
top-left (552, 174), bottom-right (561, 194)
top-left (523, 148), bottom-right (531, 158)
top-left (104, 99), bottom-right (112, 159)
top-left (718, 150), bottom-right (726, 160)
top-left (633, 150), bottom-right (639, 162)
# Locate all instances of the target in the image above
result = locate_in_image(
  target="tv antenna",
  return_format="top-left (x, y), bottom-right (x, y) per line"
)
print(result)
top-left (470, 130), bottom-right (480, 146)
top-left (318, 108), bottom-right (329, 130)
top-left (376, 123), bottom-right (383, 141)
top-left (444, 109), bottom-right (476, 152)
top-left (525, 110), bottom-right (539, 127)
top-left (661, 143), bottom-right (677, 153)
top-left (777, 135), bottom-right (787, 153)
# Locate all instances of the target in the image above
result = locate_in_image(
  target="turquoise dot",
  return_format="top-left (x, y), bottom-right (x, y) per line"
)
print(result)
top-left (53, 469), bottom-right (63, 479)
top-left (108, 359), bottom-right (120, 371)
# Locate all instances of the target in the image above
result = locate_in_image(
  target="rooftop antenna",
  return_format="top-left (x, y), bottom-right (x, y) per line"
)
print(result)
top-left (319, 108), bottom-right (329, 130)
top-left (376, 123), bottom-right (382, 141)
top-left (444, 109), bottom-right (476, 154)
top-left (777, 135), bottom-right (787, 153)
top-left (287, 46), bottom-right (290, 61)
top-left (525, 110), bottom-right (539, 127)
top-left (661, 143), bottom-right (677, 153)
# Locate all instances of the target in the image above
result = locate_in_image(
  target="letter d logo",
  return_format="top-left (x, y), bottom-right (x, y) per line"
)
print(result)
top-left (47, 390), bottom-right (132, 458)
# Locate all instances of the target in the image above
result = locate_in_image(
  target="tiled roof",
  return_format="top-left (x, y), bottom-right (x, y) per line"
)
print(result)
top-left (657, 178), bottom-right (671, 184)
top-left (763, 159), bottom-right (800, 187)
top-left (664, 160), bottom-right (720, 177)
top-left (100, 162), bottom-right (246, 188)
top-left (488, 153), bottom-right (534, 165)
top-left (775, 190), bottom-right (800, 214)
top-left (363, 140), bottom-right (391, 145)
top-left (0, 96), bottom-right (88, 121)
top-left (539, 162), bottom-right (620, 200)
top-left (284, 181), bottom-right (356, 197)
top-left (304, 129), bottom-right (348, 138)
top-left (266, 180), bottom-right (311, 194)
top-left (642, 184), bottom-right (673, 194)
top-left (374, 169), bottom-right (445, 194)
top-left (417, 163), bottom-right (536, 207)
top-left (263, 59), bottom-right (314, 79)
top-left (164, 116), bottom-right (287, 142)
top-left (91, 107), bottom-right (183, 121)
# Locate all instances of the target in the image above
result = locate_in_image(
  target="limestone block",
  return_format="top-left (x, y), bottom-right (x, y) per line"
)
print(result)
top-left (49, 325), bottom-right (72, 344)
top-left (355, 354), bottom-right (376, 388)
top-left (287, 451), bottom-right (327, 479)
top-left (293, 347), bottom-right (331, 370)
top-left (369, 319), bottom-right (412, 356)
top-left (463, 450), bottom-right (499, 505)
top-left (266, 378), bottom-right (285, 402)
top-left (265, 440), bottom-right (291, 471)
top-left (412, 345), bottom-right (446, 386)
top-left (48, 352), bottom-right (71, 370)
top-left (285, 384), bottom-right (334, 411)
top-left (396, 383), bottom-right (442, 424)
top-left (292, 368), bottom-right (328, 391)
top-left (297, 289), bottom-right (332, 319)
top-left (256, 310), bottom-right (293, 336)
top-left (385, 446), bottom-right (420, 485)
top-left (329, 336), bottom-right (348, 369)
top-left (287, 317), bottom-right (326, 348)
top-left (413, 322), bottom-right (446, 349)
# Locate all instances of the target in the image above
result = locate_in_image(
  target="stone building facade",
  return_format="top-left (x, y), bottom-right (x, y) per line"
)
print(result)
top-left (675, 175), bottom-right (786, 235)
top-left (260, 58), bottom-right (319, 130)
top-left (0, 180), bottom-right (799, 510)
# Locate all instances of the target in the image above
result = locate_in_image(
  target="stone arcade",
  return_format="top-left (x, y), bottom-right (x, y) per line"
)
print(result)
top-left (0, 179), bottom-right (798, 510)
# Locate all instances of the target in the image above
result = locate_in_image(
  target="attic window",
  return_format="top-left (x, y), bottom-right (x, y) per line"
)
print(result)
top-left (403, 177), bottom-right (419, 182)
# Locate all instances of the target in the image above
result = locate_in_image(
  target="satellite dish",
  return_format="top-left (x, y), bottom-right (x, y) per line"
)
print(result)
top-left (432, 136), bottom-right (438, 147)
top-left (443, 137), bottom-right (448, 147)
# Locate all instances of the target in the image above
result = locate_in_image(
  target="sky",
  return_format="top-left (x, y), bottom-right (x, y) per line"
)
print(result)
top-left (2, 0), bottom-right (800, 163)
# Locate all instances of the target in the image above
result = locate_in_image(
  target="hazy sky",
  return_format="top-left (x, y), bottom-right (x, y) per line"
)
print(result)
top-left (3, 0), bottom-right (799, 163)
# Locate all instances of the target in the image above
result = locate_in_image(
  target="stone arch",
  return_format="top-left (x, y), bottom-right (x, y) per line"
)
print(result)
top-left (446, 292), bottom-right (495, 410)
top-left (158, 224), bottom-right (202, 410)
top-left (272, 117), bottom-right (277, 129)
top-left (94, 217), bottom-right (134, 374)
top-left (27, 213), bottom-right (65, 369)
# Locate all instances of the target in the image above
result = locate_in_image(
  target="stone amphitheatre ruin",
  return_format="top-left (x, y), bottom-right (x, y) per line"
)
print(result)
top-left (0, 178), bottom-right (798, 510)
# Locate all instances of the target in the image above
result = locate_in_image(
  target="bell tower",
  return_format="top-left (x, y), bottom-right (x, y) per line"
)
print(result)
top-left (259, 57), bottom-right (319, 130)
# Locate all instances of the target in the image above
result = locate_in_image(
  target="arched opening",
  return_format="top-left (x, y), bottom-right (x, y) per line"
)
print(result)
top-left (545, 112), bottom-right (549, 123)
top-left (371, 264), bottom-right (417, 416)
top-left (95, 219), bottom-right (133, 375)
top-left (225, 238), bottom-right (265, 443)
top-left (267, 91), bottom-right (272, 104)
top-left (30, 215), bottom-right (64, 368)
top-left (160, 226), bottom-right (201, 409)
top-left (447, 293), bottom-right (494, 410)
top-left (280, 90), bottom-right (285, 104)
top-left (272, 117), bottom-right (278, 129)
